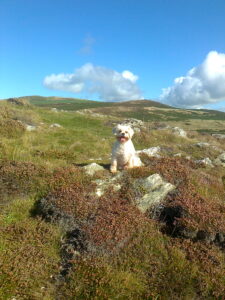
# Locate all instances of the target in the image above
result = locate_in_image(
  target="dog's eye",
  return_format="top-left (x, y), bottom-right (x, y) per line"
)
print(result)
top-left (119, 130), bottom-right (122, 133)
top-left (125, 131), bottom-right (128, 133)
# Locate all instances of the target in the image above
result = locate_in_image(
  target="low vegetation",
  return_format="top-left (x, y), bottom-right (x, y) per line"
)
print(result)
top-left (0, 97), bottom-right (224, 299)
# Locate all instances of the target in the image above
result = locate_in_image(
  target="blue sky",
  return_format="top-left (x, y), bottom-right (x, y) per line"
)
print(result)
top-left (1, 0), bottom-right (225, 111)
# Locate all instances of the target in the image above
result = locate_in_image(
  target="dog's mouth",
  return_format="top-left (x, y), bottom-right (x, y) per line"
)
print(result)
top-left (117, 136), bottom-right (128, 143)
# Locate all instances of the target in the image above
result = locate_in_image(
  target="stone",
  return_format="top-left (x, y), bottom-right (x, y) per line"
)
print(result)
top-left (214, 152), bottom-right (225, 167)
top-left (212, 134), bottom-right (225, 140)
top-left (172, 127), bottom-right (187, 138)
top-left (25, 125), bottom-right (36, 131)
top-left (120, 118), bottom-right (145, 133)
top-left (7, 97), bottom-right (30, 106)
top-left (174, 153), bottom-right (182, 157)
top-left (50, 123), bottom-right (62, 128)
top-left (195, 157), bottom-right (214, 167)
top-left (195, 142), bottom-right (210, 148)
top-left (94, 173), bottom-right (123, 197)
top-left (136, 146), bottom-right (161, 158)
top-left (83, 163), bottom-right (105, 176)
top-left (133, 174), bottom-right (176, 213)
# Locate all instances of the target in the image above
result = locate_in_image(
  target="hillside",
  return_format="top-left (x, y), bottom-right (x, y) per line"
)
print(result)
top-left (0, 97), bottom-right (225, 299)
top-left (12, 95), bottom-right (225, 134)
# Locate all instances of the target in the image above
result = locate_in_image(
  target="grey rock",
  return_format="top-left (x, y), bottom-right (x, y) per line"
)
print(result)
top-left (195, 142), bottom-right (210, 148)
top-left (94, 173), bottom-right (123, 197)
top-left (133, 174), bottom-right (176, 213)
top-left (174, 153), bottom-right (182, 157)
top-left (136, 146), bottom-right (161, 158)
top-left (83, 163), bottom-right (105, 176)
top-left (172, 127), bottom-right (187, 138)
top-left (121, 118), bottom-right (144, 127)
top-left (25, 124), bottom-right (37, 131)
top-left (120, 118), bottom-right (145, 133)
top-left (195, 157), bottom-right (214, 167)
top-left (50, 123), bottom-right (62, 128)
top-left (212, 134), bottom-right (225, 140)
top-left (214, 152), bottom-right (225, 167)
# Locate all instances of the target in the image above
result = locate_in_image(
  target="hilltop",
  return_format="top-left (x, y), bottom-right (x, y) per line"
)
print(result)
top-left (0, 96), bottom-right (225, 299)
top-left (10, 95), bottom-right (225, 134)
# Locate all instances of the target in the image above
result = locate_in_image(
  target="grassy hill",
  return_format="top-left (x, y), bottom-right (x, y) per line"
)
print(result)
top-left (0, 97), bottom-right (225, 299)
top-left (12, 95), bottom-right (225, 134)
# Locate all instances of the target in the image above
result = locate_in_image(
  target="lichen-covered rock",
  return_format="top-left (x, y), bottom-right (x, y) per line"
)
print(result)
top-left (212, 134), bottom-right (225, 140)
top-left (195, 157), bottom-right (214, 167)
top-left (136, 146), bottom-right (161, 158)
top-left (194, 142), bottom-right (210, 148)
top-left (172, 127), bottom-right (187, 138)
top-left (50, 123), bottom-right (62, 128)
top-left (214, 152), bottom-right (225, 167)
top-left (26, 124), bottom-right (37, 131)
top-left (133, 174), bottom-right (176, 213)
top-left (83, 163), bottom-right (105, 176)
top-left (120, 118), bottom-right (145, 133)
top-left (94, 173), bottom-right (122, 197)
top-left (7, 97), bottom-right (30, 106)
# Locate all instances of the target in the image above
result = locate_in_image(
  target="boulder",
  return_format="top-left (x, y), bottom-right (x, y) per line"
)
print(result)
top-left (195, 157), bottom-right (214, 167)
top-left (212, 134), bottom-right (225, 140)
top-left (172, 127), bottom-right (187, 138)
top-left (136, 146), bottom-right (161, 158)
top-left (133, 174), bottom-right (176, 213)
top-left (214, 152), bottom-right (225, 167)
top-left (95, 175), bottom-right (122, 197)
top-left (49, 123), bottom-right (62, 128)
top-left (194, 142), bottom-right (210, 148)
top-left (120, 118), bottom-right (145, 133)
top-left (83, 163), bottom-right (105, 176)
top-left (26, 125), bottom-right (37, 131)
top-left (7, 97), bottom-right (30, 106)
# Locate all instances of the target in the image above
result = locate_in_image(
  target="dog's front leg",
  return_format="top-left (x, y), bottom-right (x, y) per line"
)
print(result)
top-left (124, 156), bottom-right (134, 170)
top-left (110, 159), bottom-right (117, 173)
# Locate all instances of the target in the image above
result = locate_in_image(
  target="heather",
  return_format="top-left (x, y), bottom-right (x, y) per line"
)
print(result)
top-left (0, 98), bottom-right (224, 299)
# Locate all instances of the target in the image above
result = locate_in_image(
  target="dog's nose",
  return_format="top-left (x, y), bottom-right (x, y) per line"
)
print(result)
top-left (121, 132), bottom-right (125, 136)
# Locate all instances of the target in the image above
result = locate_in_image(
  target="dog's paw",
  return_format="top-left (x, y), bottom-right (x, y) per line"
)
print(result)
top-left (110, 167), bottom-right (117, 173)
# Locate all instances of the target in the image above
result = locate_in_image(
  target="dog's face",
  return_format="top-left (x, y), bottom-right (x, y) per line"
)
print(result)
top-left (112, 124), bottom-right (134, 143)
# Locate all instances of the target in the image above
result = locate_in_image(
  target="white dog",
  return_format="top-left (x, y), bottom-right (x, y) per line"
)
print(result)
top-left (110, 124), bottom-right (142, 173)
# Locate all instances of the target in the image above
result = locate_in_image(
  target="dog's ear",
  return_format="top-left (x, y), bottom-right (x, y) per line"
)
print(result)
top-left (128, 127), bottom-right (134, 138)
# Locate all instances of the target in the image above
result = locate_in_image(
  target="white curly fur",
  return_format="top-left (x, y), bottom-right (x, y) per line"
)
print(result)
top-left (110, 124), bottom-right (142, 173)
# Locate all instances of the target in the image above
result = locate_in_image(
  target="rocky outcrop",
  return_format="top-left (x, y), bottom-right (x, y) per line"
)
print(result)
top-left (25, 124), bottom-right (37, 131)
top-left (49, 123), bottom-right (62, 128)
top-left (212, 134), bottom-right (225, 140)
top-left (132, 174), bottom-right (176, 213)
top-left (120, 118), bottom-right (145, 132)
top-left (136, 146), bottom-right (161, 158)
top-left (94, 173), bottom-right (122, 197)
top-left (172, 127), bottom-right (187, 138)
top-left (7, 97), bottom-right (30, 106)
top-left (195, 157), bottom-right (214, 167)
top-left (214, 152), bottom-right (225, 167)
top-left (83, 163), bottom-right (105, 176)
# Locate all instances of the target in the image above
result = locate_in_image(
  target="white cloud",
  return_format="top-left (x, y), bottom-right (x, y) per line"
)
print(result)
top-left (43, 63), bottom-right (143, 101)
top-left (160, 51), bottom-right (225, 108)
